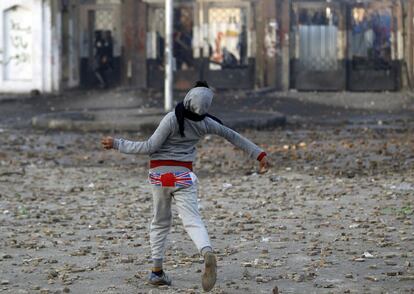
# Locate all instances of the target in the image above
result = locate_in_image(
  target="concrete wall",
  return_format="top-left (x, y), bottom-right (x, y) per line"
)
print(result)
top-left (0, 0), bottom-right (61, 93)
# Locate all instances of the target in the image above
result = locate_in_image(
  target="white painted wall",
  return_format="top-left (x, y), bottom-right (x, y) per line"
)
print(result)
top-left (52, 2), bottom-right (62, 92)
top-left (3, 5), bottom-right (33, 80)
top-left (0, 0), bottom-right (58, 94)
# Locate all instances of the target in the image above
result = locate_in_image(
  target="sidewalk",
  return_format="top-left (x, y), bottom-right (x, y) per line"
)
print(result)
top-left (270, 90), bottom-right (414, 112)
top-left (2, 87), bottom-right (413, 131)
top-left (30, 89), bottom-right (286, 132)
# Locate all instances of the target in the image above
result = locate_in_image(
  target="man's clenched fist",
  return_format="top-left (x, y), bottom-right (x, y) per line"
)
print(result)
top-left (101, 136), bottom-right (114, 150)
top-left (259, 156), bottom-right (269, 174)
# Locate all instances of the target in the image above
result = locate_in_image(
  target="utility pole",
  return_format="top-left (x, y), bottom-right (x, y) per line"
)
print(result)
top-left (164, 0), bottom-right (173, 112)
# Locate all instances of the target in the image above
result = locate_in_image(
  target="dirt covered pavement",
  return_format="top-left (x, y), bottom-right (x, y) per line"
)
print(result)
top-left (0, 119), bottom-right (413, 294)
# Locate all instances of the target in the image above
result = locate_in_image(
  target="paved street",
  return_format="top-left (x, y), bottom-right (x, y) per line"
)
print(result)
top-left (0, 98), bottom-right (413, 293)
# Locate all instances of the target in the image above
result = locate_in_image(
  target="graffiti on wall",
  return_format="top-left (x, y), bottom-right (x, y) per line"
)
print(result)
top-left (7, 20), bottom-right (31, 64)
top-left (0, 23), bottom-right (32, 66)
top-left (3, 6), bottom-right (33, 80)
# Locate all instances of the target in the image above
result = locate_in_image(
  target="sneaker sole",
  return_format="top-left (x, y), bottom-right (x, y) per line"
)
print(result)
top-left (148, 280), bottom-right (171, 286)
top-left (202, 253), bottom-right (217, 292)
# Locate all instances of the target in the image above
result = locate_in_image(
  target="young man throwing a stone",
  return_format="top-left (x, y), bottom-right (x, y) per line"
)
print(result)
top-left (101, 81), bottom-right (268, 291)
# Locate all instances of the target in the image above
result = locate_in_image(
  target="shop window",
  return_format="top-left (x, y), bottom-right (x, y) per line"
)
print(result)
top-left (350, 6), bottom-right (392, 70)
top-left (296, 6), bottom-right (339, 71)
top-left (294, 4), bottom-right (339, 71)
top-left (208, 7), bottom-right (248, 70)
top-left (148, 6), bottom-right (194, 71)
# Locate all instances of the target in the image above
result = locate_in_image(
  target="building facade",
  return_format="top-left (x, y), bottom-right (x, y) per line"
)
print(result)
top-left (1, 0), bottom-right (413, 93)
top-left (0, 0), bottom-right (59, 93)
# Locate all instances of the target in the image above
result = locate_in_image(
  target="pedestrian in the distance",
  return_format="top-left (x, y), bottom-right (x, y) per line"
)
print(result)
top-left (101, 81), bottom-right (268, 291)
top-left (103, 30), bottom-right (114, 71)
top-left (93, 30), bottom-right (108, 88)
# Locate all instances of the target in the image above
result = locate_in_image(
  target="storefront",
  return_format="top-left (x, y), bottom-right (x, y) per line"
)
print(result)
top-left (1, 0), bottom-right (411, 93)
top-left (78, 0), bottom-right (406, 91)
top-left (290, 0), bottom-right (403, 91)
top-left (146, 0), bottom-right (256, 89)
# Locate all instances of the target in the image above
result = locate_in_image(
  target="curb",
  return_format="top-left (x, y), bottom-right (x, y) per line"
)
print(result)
top-left (32, 112), bottom-right (164, 133)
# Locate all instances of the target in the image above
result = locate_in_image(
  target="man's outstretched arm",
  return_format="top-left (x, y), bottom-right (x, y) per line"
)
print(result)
top-left (205, 118), bottom-right (268, 173)
top-left (101, 113), bottom-right (174, 154)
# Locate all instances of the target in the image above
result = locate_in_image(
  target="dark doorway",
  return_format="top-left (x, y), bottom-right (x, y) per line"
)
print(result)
top-left (147, 5), bottom-right (198, 90)
top-left (80, 8), bottom-right (121, 89)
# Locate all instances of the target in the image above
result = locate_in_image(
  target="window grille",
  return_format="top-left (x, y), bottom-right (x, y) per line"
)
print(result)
top-left (95, 10), bottom-right (114, 31)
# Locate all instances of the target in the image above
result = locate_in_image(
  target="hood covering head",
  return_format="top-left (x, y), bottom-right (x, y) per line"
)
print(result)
top-left (175, 81), bottom-right (222, 137)
top-left (183, 87), bottom-right (214, 115)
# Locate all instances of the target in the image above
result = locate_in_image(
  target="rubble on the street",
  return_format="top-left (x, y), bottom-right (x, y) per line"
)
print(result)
top-left (0, 117), bottom-right (413, 293)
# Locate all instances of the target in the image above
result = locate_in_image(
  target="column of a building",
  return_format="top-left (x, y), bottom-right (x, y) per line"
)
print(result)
top-left (256, 0), bottom-right (290, 90)
top-left (276, 0), bottom-right (290, 90)
top-left (410, 0), bottom-right (414, 86)
top-left (394, 0), bottom-right (404, 90)
top-left (120, 0), bottom-right (147, 88)
top-left (255, 0), bottom-right (265, 88)
top-left (264, 0), bottom-right (277, 88)
top-left (42, 0), bottom-right (54, 93)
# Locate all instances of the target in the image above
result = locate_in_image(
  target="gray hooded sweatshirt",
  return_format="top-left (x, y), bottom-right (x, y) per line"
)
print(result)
top-left (113, 87), bottom-right (265, 162)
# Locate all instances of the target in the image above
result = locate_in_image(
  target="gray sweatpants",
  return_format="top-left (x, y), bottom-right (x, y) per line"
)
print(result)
top-left (149, 167), bottom-right (212, 264)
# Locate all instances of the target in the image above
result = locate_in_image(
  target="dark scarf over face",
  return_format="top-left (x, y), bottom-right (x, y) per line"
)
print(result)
top-left (175, 102), bottom-right (223, 137)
